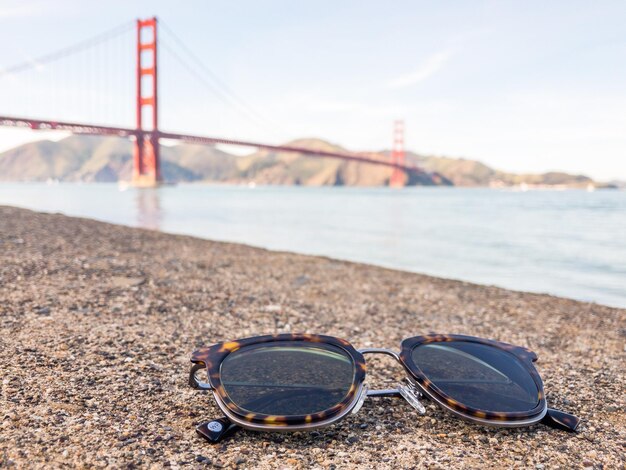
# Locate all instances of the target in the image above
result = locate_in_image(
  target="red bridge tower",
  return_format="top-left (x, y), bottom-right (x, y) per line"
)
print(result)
top-left (133, 17), bottom-right (161, 187)
top-left (390, 120), bottom-right (405, 187)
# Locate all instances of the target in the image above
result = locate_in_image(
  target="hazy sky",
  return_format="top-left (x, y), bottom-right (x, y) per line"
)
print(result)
top-left (1, 0), bottom-right (625, 180)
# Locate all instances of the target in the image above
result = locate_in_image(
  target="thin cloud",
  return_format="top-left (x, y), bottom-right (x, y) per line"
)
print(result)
top-left (0, 5), bottom-right (37, 19)
top-left (0, 1), bottom-right (51, 19)
top-left (287, 93), bottom-right (405, 117)
top-left (387, 49), bottom-right (453, 89)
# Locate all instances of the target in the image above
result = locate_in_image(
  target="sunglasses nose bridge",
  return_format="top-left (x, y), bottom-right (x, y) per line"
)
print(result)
top-left (357, 348), bottom-right (427, 414)
top-left (357, 347), bottom-right (401, 362)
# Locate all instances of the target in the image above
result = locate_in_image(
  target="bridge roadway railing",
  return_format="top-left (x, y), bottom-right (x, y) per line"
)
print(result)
top-left (0, 114), bottom-right (421, 173)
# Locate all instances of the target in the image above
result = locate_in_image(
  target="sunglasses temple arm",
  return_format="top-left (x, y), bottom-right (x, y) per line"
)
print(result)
top-left (196, 416), bottom-right (240, 443)
top-left (197, 389), bottom-right (415, 443)
top-left (540, 408), bottom-right (581, 432)
top-left (367, 384), bottom-right (427, 414)
top-left (189, 365), bottom-right (241, 443)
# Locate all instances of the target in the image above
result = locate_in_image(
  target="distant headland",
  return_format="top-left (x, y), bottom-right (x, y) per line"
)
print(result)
top-left (0, 135), bottom-right (619, 189)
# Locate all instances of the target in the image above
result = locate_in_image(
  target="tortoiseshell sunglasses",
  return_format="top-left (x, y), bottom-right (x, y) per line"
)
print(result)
top-left (189, 334), bottom-right (580, 442)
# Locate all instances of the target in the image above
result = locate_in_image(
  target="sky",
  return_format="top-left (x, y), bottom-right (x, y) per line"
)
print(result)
top-left (0, 0), bottom-right (625, 180)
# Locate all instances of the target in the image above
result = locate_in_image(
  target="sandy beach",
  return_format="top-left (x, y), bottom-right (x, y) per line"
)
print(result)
top-left (0, 205), bottom-right (624, 469)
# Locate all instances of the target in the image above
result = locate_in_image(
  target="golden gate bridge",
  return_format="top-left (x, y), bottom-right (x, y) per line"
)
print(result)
top-left (0, 17), bottom-right (427, 187)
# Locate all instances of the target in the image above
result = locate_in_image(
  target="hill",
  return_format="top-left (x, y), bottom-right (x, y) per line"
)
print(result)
top-left (0, 134), bottom-right (598, 187)
top-left (0, 135), bottom-right (233, 183)
top-left (404, 152), bottom-right (595, 188)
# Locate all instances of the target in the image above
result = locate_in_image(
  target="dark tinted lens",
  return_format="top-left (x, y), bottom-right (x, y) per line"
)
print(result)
top-left (220, 341), bottom-right (356, 416)
top-left (411, 341), bottom-right (539, 413)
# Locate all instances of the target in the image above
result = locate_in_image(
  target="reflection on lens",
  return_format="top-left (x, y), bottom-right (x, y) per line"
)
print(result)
top-left (220, 341), bottom-right (355, 416)
top-left (411, 342), bottom-right (539, 413)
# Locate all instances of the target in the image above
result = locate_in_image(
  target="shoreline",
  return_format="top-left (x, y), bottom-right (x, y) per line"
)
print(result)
top-left (4, 197), bottom-right (623, 310)
top-left (2, 198), bottom-right (623, 310)
top-left (1, 187), bottom-right (624, 309)
top-left (3, 179), bottom-right (624, 189)
top-left (0, 206), bottom-right (624, 468)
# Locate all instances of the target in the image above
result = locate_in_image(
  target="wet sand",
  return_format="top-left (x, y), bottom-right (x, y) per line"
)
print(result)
top-left (0, 205), bottom-right (624, 468)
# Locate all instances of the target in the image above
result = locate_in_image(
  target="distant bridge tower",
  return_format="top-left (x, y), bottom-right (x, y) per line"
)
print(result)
top-left (389, 119), bottom-right (405, 187)
top-left (133, 17), bottom-right (161, 187)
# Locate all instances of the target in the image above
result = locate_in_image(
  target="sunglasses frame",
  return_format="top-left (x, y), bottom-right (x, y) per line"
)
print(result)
top-left (190, 333), bottom-right (577, 434)
top-left (190, 334), bottom-right (367, 431)
top-left (399, 334), bottom-right (546, 427)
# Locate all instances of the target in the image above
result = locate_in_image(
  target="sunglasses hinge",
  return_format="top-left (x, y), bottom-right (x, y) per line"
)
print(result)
top-left (189, 363), bottom-right (213, 390)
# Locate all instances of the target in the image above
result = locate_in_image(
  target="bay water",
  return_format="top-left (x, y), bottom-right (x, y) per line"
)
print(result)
top-left (1, 183), bottom-right (624, 308)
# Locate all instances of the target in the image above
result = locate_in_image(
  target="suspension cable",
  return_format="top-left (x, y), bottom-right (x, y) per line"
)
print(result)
top-left (159, 38), bottom-right (236, 109)
top-left (158, 19), bottom-right (284, 135)
top-left (0, 21), bottom-right (134, 78)
top-left (159, 36), bottom-right (281, 137)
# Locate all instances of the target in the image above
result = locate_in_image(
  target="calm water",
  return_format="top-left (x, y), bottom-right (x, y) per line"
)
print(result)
top-left (1, 183), bottom-right (625, 308)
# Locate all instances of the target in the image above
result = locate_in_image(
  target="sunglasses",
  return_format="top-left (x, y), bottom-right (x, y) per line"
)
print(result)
top-left (189, 333), bottom-right (580, 443)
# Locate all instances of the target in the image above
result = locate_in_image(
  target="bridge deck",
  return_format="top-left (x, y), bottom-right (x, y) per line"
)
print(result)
top-left (0, 114), bottom-right (420, 172)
